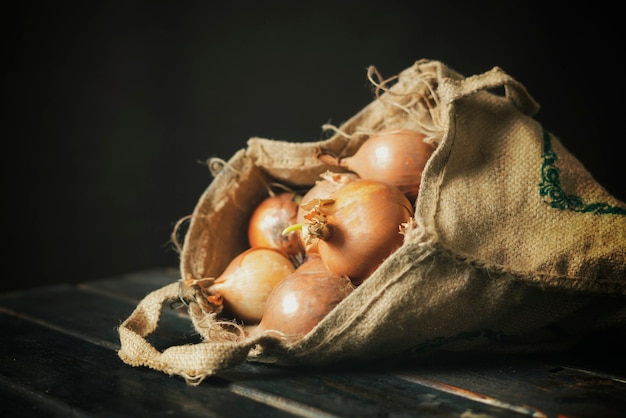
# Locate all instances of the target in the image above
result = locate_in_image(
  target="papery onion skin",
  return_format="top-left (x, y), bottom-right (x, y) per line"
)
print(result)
top-left (296, 172), bottom-right (358, 253)
top-left (250, 254), bottom-right (354, 342)
top-left (302, 179), bottom-right (413, 285)
top-left (207, 247), bottom-right (295, 324)
top-left (319, 130), bottom-right (435, 203)
top-left (296, 172), bottom-right (358, 225)
top-left (248, 191), bottom-right (305, 265)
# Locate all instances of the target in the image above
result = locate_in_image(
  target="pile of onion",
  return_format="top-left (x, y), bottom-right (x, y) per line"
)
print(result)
top-left (185, 128), bottom-right (433, 343)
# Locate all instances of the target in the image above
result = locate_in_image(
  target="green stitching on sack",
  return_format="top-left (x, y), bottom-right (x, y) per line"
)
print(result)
top-left (538, 129), bottom-right (626, 215)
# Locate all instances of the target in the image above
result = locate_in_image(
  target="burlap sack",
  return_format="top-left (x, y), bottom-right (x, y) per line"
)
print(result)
top-left (118, 59), bottom-right (626, 385)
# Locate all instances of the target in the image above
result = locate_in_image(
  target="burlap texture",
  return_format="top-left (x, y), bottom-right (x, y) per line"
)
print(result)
top-left (118, 59), bottom-right (626, 385)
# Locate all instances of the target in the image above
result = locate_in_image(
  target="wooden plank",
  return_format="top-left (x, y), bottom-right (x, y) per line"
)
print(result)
top-left (2, 270), bottom-right (625, 417)
top-left (0, 313), bottom-right (309, 418)
top-left (0, 284), bottom-right (198, 351)
top-left (216, 361), bottom-right (518, 418)
top-left (389, 350), bottom-right (626, 418)
top-left (1, 311), bottom-right (513, 417)
top-left (79, 267), bottom-right (180, 302)
top-left (0, 374), bottom-right (83, 418)
top-left (0, 281), bottom-right (519, 416)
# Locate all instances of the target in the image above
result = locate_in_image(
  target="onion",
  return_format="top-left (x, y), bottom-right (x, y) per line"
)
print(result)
top-left (250, 254), bottom-right (354, 342)
top-left (317, 129), bottom-right (435, 202)
top-left (248, 191), bottom-right (305, 265)
top-left (295, 172), bottom-right (358, 253)
top-left (185, 247), bottom-right (295, 324)
top-left (295, 178), bottom-right (413, 285)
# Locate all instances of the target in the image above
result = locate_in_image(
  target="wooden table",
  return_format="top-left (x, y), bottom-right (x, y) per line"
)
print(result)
top-left (1, 267), bottom-right (624, 417)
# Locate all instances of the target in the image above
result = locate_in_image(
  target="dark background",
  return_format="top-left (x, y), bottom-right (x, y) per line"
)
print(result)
top-left (4, 1), bottom-right (624, 292)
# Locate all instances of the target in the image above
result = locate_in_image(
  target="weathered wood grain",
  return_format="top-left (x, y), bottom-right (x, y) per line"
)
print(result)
top-left (1, 268), bottom-right (625, 417)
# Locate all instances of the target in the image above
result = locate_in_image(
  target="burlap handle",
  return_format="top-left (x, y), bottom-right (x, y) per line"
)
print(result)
top-left (117, 282), bottom-right (262, 385)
